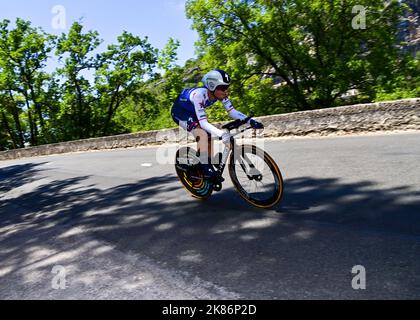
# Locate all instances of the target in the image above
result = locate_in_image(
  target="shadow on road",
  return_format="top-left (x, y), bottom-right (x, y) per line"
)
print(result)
top-left (0, 162), bottom-right (48, 193)
top-left (1, 162), bottom-right (420, 299)
top-left (279, 176), bottom-right (420, 236)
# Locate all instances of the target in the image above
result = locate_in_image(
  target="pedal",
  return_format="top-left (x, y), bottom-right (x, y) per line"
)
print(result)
top-left (213, 183), bottom-right (222, 192)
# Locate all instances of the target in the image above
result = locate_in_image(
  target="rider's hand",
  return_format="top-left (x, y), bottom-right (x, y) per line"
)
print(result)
top-left (250, 119), bottom-right (264, 129)
top-left (221, 132), bottom-right (232, 145)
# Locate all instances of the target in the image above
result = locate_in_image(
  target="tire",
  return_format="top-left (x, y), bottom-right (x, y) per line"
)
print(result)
top-left (175, 147), bottom-right (213, 200)
top-left (229, 144), bottom-right (283, 209)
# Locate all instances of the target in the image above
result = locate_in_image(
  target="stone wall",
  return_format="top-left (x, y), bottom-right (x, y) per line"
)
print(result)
top-left (1, 98), bottom-right (419, 161)
top-left (260, 98), bottom-right (420, 137)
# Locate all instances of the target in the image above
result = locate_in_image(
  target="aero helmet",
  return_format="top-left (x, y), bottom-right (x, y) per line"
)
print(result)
top-left (202, 69), bottom-right (231, 91)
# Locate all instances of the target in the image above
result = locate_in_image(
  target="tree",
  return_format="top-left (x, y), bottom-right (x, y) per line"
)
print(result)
top-left (0, 18), bottom-right (54, 146)
top-left (158, 38), bottom-right (180, 73)
top-left (0, 71), bottom-right (25, 149)
top-left (186, 0), bottom-right (408, 110)
top-left (112, 37), bottom-right (185, 133)
top-left (95, 31), bottom-right (158, 135)
top-left (56, 21), bottom-right (102, 140)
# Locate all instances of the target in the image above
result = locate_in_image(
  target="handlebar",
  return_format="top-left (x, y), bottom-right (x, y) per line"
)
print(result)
top-left (218, 116), bottom-right (261, 142)
top-left (221, 116), bottom-right (253, 131)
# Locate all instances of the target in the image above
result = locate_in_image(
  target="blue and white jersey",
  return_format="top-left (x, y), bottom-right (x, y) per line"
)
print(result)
top-left (173, 87), bottom-right (247, 137)
top-left (175, 87), bottom-right (217, 114)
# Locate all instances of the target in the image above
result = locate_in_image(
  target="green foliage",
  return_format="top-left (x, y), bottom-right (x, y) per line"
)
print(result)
top-left (0, 2), bottom-right (418, 151)
top-left (0, 18), bottom-right (55, 148)
top-left (158, 38), bottom-right (180, 72)
top-left (373, 51), bottom-right (419, 101)
top-left (55, 22), bottom-right (102, 140)
top-left (94, 31), bottom-right (159, 135)
top-left (186, 0), bottom-right (416, 112)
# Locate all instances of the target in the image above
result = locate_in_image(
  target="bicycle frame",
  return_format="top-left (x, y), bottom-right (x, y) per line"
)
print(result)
top-left (213, 126), bottom-right (262, 181)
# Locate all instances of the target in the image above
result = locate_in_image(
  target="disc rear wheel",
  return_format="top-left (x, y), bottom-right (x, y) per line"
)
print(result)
top-left (175, 147), bottom-right (213, 199)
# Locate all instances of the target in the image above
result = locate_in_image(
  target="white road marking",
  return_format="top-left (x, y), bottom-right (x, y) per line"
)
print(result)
top-left (141, 163), bottom-right (153, 167)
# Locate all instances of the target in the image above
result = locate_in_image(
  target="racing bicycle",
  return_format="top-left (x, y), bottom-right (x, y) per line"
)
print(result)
top-left (175, 117), bottom-right (284, 209)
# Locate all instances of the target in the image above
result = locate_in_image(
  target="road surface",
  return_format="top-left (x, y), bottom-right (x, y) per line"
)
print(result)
top-left (0, 132), bottom-right (419, 299)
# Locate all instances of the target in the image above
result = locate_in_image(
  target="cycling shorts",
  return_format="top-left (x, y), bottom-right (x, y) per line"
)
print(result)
top-left (171, 105), bottom-right (200, 132)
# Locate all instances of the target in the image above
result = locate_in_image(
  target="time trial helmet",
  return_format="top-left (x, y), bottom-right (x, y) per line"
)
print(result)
top-left (202, 69), bottom-right (231, 92)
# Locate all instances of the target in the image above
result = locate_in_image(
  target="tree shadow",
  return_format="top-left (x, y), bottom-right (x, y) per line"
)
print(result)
top-left (279, 176), bottom-right (420, 236)
top-left (1, 166), bottom-right (420, 299)
top-left (0, 162), bottom-right (48, 193)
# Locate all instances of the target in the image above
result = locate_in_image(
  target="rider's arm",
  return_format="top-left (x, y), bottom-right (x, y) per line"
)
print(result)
top-left (191, 93), bottom-right (224, 137)
top-left (222, 99), bottom-right (249, 121)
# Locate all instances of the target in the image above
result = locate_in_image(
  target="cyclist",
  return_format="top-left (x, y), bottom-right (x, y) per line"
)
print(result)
top-left (171, 69), bottom-right (263, 178)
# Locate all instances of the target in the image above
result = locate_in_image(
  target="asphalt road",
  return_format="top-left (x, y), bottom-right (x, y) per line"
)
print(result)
top-left (1, 132), bottom-right (419, 299)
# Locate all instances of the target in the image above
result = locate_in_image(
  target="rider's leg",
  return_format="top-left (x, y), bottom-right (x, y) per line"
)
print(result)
top-left (193, 127), bottom-right (211, 163)
top-left (208, 135), bottom-right (214, 164)
top-left (193, 127), bottom-right (215, 177)
top-left (194, 127), bottom-right (224, 168)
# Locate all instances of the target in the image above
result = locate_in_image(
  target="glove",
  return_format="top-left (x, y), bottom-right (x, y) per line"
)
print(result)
top-left (250, 119), bottom-right (264, 129)
top-left (221, 132), bottom-right (232, 145)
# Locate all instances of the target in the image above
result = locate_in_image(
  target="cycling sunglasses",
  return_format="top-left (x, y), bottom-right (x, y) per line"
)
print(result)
top-left (216, 85), bottom-right (230, 92)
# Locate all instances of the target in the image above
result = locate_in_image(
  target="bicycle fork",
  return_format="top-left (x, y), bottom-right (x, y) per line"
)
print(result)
top-left (234, 146), bottom-right (263, 181)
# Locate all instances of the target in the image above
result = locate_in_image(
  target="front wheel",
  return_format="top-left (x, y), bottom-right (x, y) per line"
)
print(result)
top-left (229, 144), bottom-right (283, 209)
